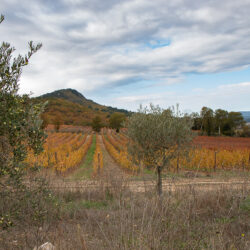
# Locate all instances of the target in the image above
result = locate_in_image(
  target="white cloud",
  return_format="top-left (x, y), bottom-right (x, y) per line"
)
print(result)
top-left (111, 81), bottom-right (250, 111)
top-left (0, 0), bottom-right (250, 111)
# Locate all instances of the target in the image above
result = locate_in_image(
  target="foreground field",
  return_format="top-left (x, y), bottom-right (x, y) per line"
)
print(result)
top-left (1, 179), bottom-right (249, 249)
top-left (5, 129), bottom-right (250, 249)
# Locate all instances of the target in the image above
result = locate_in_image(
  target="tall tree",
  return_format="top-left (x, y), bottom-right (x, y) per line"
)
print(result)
top-left (200, 107), bottom-right (214, 136)
top-left (191, 112), bottom-right (202, 130)
top-left (227, 112), bottom-right (245, 135)
top-left (127, 104), bottom-right (193, 196)
top-left (214, 109), bottom-right (228, 135)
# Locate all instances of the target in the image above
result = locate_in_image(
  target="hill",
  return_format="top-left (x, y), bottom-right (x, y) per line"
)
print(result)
top-left (36, 89), bottom-right (132, 126)
top-left (240, 111), bottom-right (250, 122)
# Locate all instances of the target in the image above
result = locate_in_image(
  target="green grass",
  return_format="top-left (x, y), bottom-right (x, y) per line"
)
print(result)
top-left (70, 134), bottom-right (96, 179)
top-left (64, 200), bottom-right (108, 212)
top-left (240, 196), bottom-right (250, 212)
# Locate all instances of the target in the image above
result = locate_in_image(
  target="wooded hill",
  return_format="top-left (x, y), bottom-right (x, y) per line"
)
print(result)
top-left (36, 89), bottom-right (132, 126)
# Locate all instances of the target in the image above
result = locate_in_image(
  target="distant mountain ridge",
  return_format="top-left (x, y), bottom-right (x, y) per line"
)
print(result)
top-left (37, 89), bottom-right (132, 126)
top-left (240, 111), bottom-right (250, 122)
top-left (40, 88), bottom-right (98, 106)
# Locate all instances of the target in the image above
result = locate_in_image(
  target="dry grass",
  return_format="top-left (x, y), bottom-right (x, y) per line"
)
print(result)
top-left (0, 174), bottom-right (249, 250)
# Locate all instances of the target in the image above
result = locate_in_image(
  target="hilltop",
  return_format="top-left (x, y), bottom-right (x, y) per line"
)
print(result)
top-left (37, 89), bottom-right (132, 126)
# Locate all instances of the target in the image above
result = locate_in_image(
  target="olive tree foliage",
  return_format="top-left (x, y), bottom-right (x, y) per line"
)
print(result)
top-left (0, 15), bottom-right (57, 232)
top-left (127, 104), bottom-right (194, 196)
top-left (0, 15), bottom-right (46, 181)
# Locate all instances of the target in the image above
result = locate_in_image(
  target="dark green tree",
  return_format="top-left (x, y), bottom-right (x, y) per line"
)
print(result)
top-left (200, 107), bottom-right (214, 136)
top-left (226, 112), bottom-right (245, 136)
top-left (91, 115), bottom-right (103, 132)
top-left (214, 109), bottom-right (228, 135)
top-left (109, 112), bottom-right (126, 133)
top-left (191, 112), bottom-right (202, 130)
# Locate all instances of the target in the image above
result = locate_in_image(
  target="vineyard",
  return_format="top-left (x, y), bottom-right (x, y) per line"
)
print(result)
top-left (25, 132), bottom-right (93, 173)
top-left (25, 129), bottom-right (250, 176)
top-left (102, 130), bottom-right (250, 173)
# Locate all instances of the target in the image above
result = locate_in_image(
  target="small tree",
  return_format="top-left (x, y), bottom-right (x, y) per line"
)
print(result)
top-left (53, 115), bottom-right (62, 132)
top-left (127, 104), bottom-right (193, 196)
top-left (91, 115), bottom-right (103, 132)
top-left (109, 112), bottom-right (126, 132)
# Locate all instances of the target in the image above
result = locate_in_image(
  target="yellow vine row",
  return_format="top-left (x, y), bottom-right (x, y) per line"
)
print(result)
top-left (102, 133), bottom-right (138, 173)
top-left (25, 133), bottom-right (93, 173)
top-left (169, 148), bottom-right (250, 171)
top-left (93, 134), bottom-right (103, 177)
top-left (106, 130), bottom-right (124, 151)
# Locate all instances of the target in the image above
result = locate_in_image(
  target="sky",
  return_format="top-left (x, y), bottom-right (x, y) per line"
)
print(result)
top-left (1, 0), bottom-right (250, 112)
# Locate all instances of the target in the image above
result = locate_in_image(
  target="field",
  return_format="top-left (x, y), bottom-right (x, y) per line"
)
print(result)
top-left (25, 128), bottom-right (250, 177)
top-left (194, 136), bottom-right (250, 150)
top-left (5, 128), bottom-right (250, 249)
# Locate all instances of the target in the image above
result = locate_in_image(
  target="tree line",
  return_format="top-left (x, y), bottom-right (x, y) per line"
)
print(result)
top-left (191, 107), bottom-right (249, 137)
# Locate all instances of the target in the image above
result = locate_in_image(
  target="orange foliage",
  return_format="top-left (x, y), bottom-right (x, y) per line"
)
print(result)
top-left (102, 132), bottom-right (138, 173)
top-left (170, 147), bottom-right (250, 172)
top-left (25, 133), bottom-right (93, 173)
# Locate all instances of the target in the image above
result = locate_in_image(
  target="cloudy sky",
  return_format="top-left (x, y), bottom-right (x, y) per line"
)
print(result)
top-left (1, 0), bottom-right (250, 112)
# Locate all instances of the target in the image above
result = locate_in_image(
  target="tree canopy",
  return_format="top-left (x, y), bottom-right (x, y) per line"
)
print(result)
top-left (127, 104), bottom-right (194, 196)
top-left (192, 106), bottom-right (245, 136)
top-left (109, 112), bottom-right (126, 132)
top-left (91, 115), bottom-right (103, 132)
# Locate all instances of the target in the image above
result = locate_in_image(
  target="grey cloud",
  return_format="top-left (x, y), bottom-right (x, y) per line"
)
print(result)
top-left (0, 0), bottom-right (250, 96)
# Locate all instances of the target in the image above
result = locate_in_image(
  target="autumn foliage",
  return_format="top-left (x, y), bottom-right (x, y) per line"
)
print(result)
top-left (102, 130), bottom-right (138, 173)
top-left (25, 132), bottom-right (93, 173)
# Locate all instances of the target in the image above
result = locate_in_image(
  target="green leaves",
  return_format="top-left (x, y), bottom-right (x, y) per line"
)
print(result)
top-left (0, 15), bottom-right (45, 180)
top-left (127, 104), bottom-right (194, 168)
top-left (0, 15), bottom-right (4, 24)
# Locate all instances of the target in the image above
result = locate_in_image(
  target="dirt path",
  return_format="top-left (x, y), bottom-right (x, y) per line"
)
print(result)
top-left (98, 134), bottom-right (128, 180)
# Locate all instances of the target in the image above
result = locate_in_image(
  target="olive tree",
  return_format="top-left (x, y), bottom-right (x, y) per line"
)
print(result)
top-left (0, 15), bottom-right (51, 230)
top-left (127, 104), bottom-right (194, 196)
top-left (0, 15), bottom-right (45, 180)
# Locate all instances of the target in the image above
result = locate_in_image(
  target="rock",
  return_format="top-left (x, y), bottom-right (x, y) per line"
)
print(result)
top-left (33, 242), bottom-right (55, 250)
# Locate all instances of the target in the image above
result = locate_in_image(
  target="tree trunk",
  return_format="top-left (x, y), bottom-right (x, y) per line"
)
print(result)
top-left (97, 152), bottom-right (100, 175)
top-left (157, 165), bottom-right (162, 197)
top-left (177, 153), bottom-right (179, 173)
top-left (214, 151), bottom-right (217, 172)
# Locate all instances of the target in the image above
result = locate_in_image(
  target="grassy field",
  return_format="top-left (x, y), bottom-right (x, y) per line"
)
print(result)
top-left (1, 176), bottom-right (249, 249)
